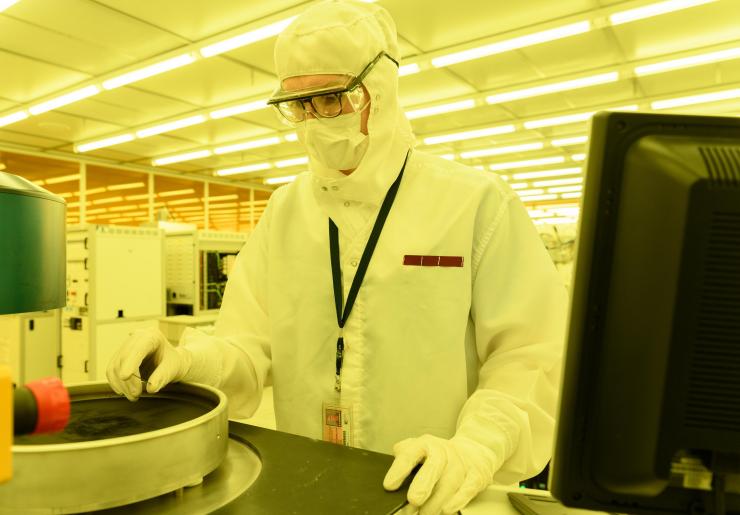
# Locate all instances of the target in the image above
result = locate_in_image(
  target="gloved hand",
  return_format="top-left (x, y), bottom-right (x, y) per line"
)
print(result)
top-left (106, 328), bottom-right (192, 401)
top-left (383, 434), bottom-right (498, 515)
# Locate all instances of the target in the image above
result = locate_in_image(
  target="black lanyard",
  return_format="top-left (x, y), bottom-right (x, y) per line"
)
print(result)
top-left (329, 150), bottom-right (410, 392)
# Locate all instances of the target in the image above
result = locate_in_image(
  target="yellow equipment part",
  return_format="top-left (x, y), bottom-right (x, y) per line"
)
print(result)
top-left (0, 364), bottom-right (10, 483)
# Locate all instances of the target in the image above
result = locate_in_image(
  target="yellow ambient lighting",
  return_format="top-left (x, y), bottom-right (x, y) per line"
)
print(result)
top-left (634, 47), bottom-right (740, 76)
top-left (509, 183), bottom-right (530, 190)
top-left (534, 216), bottom-right (578, 225)
top-left (199, 17), bottom-right (297, 58)
top-left (125, 193), bottom-right (150, 201)
top-left (29, 86), bottom-right (100, 115)
top-left (0, 0), bottom-right (20, 12)
top-left (405, 99), bottom-right (476, 120)
top-left (153, 150), bottom-right (212, 166)
top-left (214, 136), bottom-right (282, 154)
top-left (275, 156), bottom-right (309, 168)
top-left (166, 198), bottom-right (201, 206)
top-left (75, 134), bottom-right (135, 153)
top-left (517, 189), bottom-right (546, 196)
top-left (520, 194), bottom-right (559, 202)
top-left (215, 163), bottom-right (272, 176)
top-left (85, 187), bottom-right (107, 195)
top-left (551, 136), bottom-right (588, 146)
top-left (609, 0), bottom-right (716, 26)
top-left (460, 142), bottom-right (544, 159)
top-left (571, 154), bottom-right (587, 161)
top-left (533, 177), bottom-right (584, 187)
top-left (512, 167), bottom-right (583, 180)
top-left (264, 175), bottom-right (297, 185)
top-left (651, 88), bottom-right (740, 110)
top-left (86, 208), bottom-right (107, 215)
top-left (102, 53), bottom-right (197, 90)
top-left (423, 125), bottom-right (516, 145)
top-left (431, 21), bottom-right (591, 68)
top-left (524, 111), bottom-right (594, 129)
top-left (486, 72), bottom-right (619, 105)
top-left (440, 154), bottom-right (455, 160)
top-left (158, 188), bottom-right (195, 198)
top-left (399, 63), bottom-right (421, 77)
top-left (110, 217), bottom-right (133, 223)
top-left (136, 115), bottom-right (207, 138)
top-left (91, 196), bottom-right (124, 205)
top-left (560, 192), bottom-right (583, 199)
top-left (108, 182), bottom-right (146, 191)
top-left (490, 156), bottom-right (566, 171)
top-left (548, 185), bottom-right (583, 193)
top-left (46, 174), bottom-right (81, 184)
top-left (209, 99), bottom-right (269, 119)
top-left (208, 195), bottom-right (239, 202)
top-left (170, 206), bottom-right (203, 212)
top-left (0, 111), bottom-right (29, 127)
top-left (284, 133), bottom-right (299, 142)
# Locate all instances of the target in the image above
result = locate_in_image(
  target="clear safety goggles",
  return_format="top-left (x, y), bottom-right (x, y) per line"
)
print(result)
top-left (267, 52), bottom-right (399, 124)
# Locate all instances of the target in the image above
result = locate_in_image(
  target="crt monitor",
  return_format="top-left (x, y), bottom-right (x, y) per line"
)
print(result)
top-left (549, 111), bottom-right (740, 514)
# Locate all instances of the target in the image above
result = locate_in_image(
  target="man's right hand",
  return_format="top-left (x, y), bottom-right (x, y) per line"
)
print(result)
top-left (106, 328), bottom-right (192, 401)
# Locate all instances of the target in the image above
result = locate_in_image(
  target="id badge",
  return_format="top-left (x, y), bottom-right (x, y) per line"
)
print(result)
top-left (322, 401), bottom-right (354, 447)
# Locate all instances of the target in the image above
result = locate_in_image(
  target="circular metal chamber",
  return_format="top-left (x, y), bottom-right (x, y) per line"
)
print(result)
top-left (0, 382), bottom-right (234, 514)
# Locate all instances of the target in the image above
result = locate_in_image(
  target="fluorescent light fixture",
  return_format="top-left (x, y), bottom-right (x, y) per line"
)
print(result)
top-left (158, 188), bottom-right (195, 198)
top-left (108, 182), bottom-right (145, 191)
top-left (534, 216), bottom-right (578, 225)
top-left (85, 187), bottom-right (107, 195)
top-left (46, 174), bottom-right (81, 184)
top-left (87, 208), bottom-right (107, 215)
top-left (208, 195), bottom-right (239, 202)
top-left (460, 142), bottom-right (544, 159)
top-left (509, 183), bottom-right (530, 190)
top-left (199, 17), bottom-right (296, 58)
top-left (0, 0), bottom-right (20, 12)
top-left (399, 63), bottom-right (421, 77)
top-left (571, 153), bottom-right (587, 161)
top-left (33, 180), bottom-right (45, 186)
top-left (533, 177), bottom-right (583, 187)
top-left (275, 156), bottom-right (309, 168)
top-left (0, 111), bottom-right (29, 127)
top-left (635, 47), bottom-right (740, 76)
top-left (153, 150), bottom-right (212, 166)
top-left (91, 196), bottom-right (124, 205)
top-left (167, 198), bottom-right (201, 206)
top-left (136, 115), bottom-right (207, 138)
top-left (524, 111), bottom-right (594, 129)
top-left (406, 99), bottom-right (476, 120)
top-left (215, 162), bottom-right (272, 176)
top-left (209, 99), bottom-right (268, 119)
top-left (439, 154), bottom-right (455, 160)
top-left (432, 21), bottom-right (591, 68)
top-left (548, 185), bottom-right (583, 193)
top-left (512, 167), bottom-right (583, 180)
top-left (125, 193), bottom-right (150, 201)
top-left (29, 86), bottom-right (100, 115)
top-left (490, 156), bottom-right (566, 171)
top-left (551, 136), bottom-right (588, 146)
top-left (609, 0), bottom-right (716, 26)
top-left (561, 192), bottom-right (583, 199)
top-left (519, 194), bottom-right (559, 202)
top-left (102, 53), bottom-right (196, 90)
top-left (651, 88), bottom-right (740, 110)
top-left (171, 206), bottom-right (202, 212)
top-left (110, 217), bottom-right (133, 223)
top-left (264, 175), bottom-right (298, 185)
top-left (214, 136), bottom-right (281, 155)
top-left (423, 125), bottom-right (516, 145)
top-left (76, 133), bottom-right (135, 153)
top-left (486, 72), bottom-right (618, 105)
top-left (517, 188), bottom-right (546, 196)
top-left (284, 132), bottom-right (299, 142)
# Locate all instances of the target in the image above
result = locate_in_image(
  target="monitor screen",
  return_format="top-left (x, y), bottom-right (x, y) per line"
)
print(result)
top-left (549, 111), bottom-right (740, 514)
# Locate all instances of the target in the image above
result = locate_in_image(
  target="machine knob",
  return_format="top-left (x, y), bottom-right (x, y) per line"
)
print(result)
top-left (14, 377), bottom-right (70, 436)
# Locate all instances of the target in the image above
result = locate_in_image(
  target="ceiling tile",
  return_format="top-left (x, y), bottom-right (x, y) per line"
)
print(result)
top-left (0, 51), bottom-right (90, 103)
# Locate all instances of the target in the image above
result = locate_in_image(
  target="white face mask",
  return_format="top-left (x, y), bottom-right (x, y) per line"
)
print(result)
top-left (296, 110), bottom-right (369, 171)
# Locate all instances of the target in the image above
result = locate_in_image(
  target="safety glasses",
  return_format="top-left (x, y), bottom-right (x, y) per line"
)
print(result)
top-left (267, 52), bottom-right (399, 124)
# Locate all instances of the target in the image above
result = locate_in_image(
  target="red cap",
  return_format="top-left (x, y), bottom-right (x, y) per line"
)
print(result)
top-left (25, 377), bottom-right (71, 434)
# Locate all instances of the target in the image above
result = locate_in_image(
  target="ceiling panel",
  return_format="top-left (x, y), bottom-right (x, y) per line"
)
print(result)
top-left (636, 66), bottom-right (728, 97)
top-left (519, 30), bottom-right (622, 77)
top-left (7, 111), bottom-right (123, 143)
top-left (0, 129), bottom-right (66, 150)
top-left (399, 70), bottom-right (478, 108)
top-left (0, 51), bottom-right (90, 104)
top-left (6, 0), bottom-right (186, 69)
top-left (438, 52), bottom-right (543, 94)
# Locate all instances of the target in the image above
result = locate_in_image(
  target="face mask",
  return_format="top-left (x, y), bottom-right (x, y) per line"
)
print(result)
top-left (296, 110), bottom-right (369, 171)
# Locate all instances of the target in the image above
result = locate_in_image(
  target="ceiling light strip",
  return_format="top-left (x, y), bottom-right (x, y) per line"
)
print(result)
top-left (199, 16), bottom-right (297, 57)
top-left (28, 86), bottom-right (100, 115)
top-left (460, 142), bottom-right (544, 159)
top-left (406, 99), bottom-right (476, 120)
top-left (634, 46), bottom-right (740, 76)
top-left (136, 115), bottom-right (207, 138)
top-left (486, 72), bottom-right (619, 104)
top-left (153, 150), bottom-right (213, 166)
top-left (651, 87), bottom-right (740, 109)
top-left (608, 0), bottom-right (716, 26)
top-left (76, 134), bottom-right (135, 153)
top-left (423, 124), bottom-right (516, 145)
top-left (0, 111), bottom-right (28, 127)
top-left (102, 53), bottom-right (197, 90)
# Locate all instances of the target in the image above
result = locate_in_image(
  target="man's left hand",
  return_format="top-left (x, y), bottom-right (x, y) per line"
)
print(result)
top-left (383, 434), bottom-right (498, 515)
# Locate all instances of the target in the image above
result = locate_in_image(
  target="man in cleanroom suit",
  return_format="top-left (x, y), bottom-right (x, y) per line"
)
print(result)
top-left (107, 1), bottom-right (568, 513)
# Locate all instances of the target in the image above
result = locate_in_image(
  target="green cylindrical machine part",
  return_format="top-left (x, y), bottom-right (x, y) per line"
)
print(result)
top-left (0, 171), bottom-right (66, 315)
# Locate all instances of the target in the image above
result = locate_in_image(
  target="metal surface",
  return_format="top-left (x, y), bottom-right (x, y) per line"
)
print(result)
top-left (0, 382), bottom-right (233, 514)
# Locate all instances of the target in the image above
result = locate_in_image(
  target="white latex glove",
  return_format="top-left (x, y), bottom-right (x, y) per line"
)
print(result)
top-left (106, 328), bottom-right (192, 401)
top-left (383, 434), bottom-right (498, 515)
